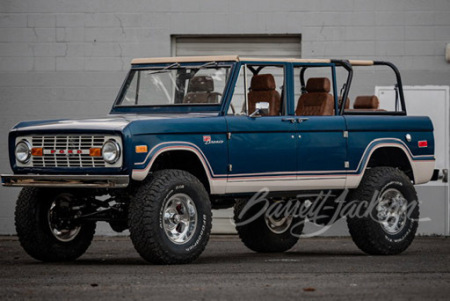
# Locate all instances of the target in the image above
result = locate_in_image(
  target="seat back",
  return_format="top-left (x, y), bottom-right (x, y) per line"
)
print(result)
top-left (248, 74), bottom-right (281, 116)
top-left (353, 95), bottom-right (379, 109)
top-left (344, 95), bottom-right (387, 113)
top-left (295, 77), bottom-right (334, 116)
top-left (183, 76), bottom-right (219, 104)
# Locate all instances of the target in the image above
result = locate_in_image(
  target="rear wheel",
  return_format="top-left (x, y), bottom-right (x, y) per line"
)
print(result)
top-left (15, 188), bottom-right (96, 262)
top-left (347, 167), bottom-right (419, 255)
top-left (234, 199), bottom-right (303, 253)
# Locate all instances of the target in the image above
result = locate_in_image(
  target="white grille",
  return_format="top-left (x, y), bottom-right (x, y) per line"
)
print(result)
top-left (29, 135), bottom-right (108, 168)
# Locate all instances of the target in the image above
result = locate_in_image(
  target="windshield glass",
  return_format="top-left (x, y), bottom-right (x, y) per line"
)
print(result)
top-left (116, 65), bottom-right (230, 106)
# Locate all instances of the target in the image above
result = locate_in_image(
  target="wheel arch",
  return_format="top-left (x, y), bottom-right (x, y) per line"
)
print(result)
top-left (366, 146), bottom-right (415, 182)
top-left (133, 148), bottom-right (212, 194)
top-left (347, 144), bottom-right (418, 189)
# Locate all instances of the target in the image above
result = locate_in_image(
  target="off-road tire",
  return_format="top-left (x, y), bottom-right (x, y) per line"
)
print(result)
top-left (15, 188), bottom-right (96, 262)
top-left (347, 167), bottom-right (419, 255)
top-left (234, 198), bottom-right (303, 253)
top-left (128, 169), bottom-right (212, 264)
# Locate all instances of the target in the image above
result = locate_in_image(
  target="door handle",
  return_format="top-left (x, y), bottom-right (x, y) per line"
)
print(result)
top-left (282, 118), bottom-right (296, 123)
top-left (297, 118), bottom-right (309, 123)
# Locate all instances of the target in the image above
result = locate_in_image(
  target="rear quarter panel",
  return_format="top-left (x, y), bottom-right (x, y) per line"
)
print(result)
top-left (345, 115), bottom-right (435, 186)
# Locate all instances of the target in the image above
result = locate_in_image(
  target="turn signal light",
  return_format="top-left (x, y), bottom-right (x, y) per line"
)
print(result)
top-left (89, 148), bottom-right (102, 157)
top-left (31, 147), bottom-right (43, 156)
top-left (135, 145), bottom-right (148, 153)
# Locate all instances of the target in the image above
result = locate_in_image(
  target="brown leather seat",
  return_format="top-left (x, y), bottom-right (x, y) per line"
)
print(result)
top-left (295, 78), bottom-right (334, 116)
top-left (248, 74), bottom-right (281, 116)
top-left (183, 76), bottom-right (220, 104)
top-left (344, 95), bottom-right (386, 113)
top-left (353, 95), bottom-right (379, 109)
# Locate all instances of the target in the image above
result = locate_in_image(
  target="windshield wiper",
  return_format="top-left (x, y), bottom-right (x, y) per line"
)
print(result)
top-left (147, 63), bottom-right (182, 75)
top-left (147, 70), bottom-right (171, 75)
top-left (196, 61), bottom-right (218, 69)
top-left (164, 62), bottom-right (181, 70)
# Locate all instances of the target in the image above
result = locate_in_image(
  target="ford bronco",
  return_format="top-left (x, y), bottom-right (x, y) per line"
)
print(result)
top-left (1, 56), bottom-right (435, 264)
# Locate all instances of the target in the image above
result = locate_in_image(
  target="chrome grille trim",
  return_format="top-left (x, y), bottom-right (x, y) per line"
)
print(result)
top-left (17, 135), bottom-right (122, 168)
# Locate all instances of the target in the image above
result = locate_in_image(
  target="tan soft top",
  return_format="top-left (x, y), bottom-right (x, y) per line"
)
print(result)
top-left (131, 55), bottom-right (374, 66)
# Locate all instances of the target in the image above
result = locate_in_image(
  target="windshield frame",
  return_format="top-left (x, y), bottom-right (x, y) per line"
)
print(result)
top-left (111, 61), bottom-right (236, 114)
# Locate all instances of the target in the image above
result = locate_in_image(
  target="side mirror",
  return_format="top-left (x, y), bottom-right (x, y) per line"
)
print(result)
top-left (250, 102), bottom-right (270, 117)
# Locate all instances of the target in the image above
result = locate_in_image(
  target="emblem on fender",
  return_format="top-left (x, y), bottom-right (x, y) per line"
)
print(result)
top-left (203, 135), bottom-right (224, 145)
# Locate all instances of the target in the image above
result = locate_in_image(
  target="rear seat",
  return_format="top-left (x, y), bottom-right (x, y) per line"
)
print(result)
top-left (295, 77), bottom-right (334, 116)
top-left (345, 95), bottom-right (386, 112)
top-left (354, 95), bottom-right (379, 109)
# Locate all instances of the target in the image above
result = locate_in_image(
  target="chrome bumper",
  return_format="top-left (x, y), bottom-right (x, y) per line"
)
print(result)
top-left (1, 174), bottom-right (129, 188)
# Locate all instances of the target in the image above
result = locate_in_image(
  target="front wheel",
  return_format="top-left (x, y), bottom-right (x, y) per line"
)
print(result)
top-left (15, 188), bottom-right (96, 262)
top-left (347, 167), bottom-right (419, 255)
top-left (128, 170), bottom-right (212, 264)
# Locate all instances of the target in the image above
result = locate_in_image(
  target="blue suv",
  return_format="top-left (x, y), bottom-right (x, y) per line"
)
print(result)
top-left (2, 56), bottom-right (435, 264)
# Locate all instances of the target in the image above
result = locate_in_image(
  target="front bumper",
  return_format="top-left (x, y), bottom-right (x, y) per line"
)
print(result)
top-left (1, 174), bottom-right (129, 188)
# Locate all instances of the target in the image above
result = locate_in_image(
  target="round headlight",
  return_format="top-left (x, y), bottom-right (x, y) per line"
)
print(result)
top-left (102, 140), bottom-right (121, 164)
top-left (15, 140), bottom-right (31, 164)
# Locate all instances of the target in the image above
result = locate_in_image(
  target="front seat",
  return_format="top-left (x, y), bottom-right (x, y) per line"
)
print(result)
top-left (248, 74), bottom-right (281, 116)
top-left (183, 76), bottom-right (220, 104)
top-left (295, 77), bottom-right (334, 116)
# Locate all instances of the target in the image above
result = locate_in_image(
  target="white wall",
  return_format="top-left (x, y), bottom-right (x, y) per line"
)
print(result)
top-left (1, 0), bottom-right (450, 234)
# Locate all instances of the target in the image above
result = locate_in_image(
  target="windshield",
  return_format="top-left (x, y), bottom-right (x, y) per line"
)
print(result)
top-left (116, 65), bottom-right (230, 106)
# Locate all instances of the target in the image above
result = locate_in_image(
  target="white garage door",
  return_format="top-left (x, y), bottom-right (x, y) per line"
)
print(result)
top-left (172, 35), bottom-right (302, 58)
top-left (173, 35), bottom-right (301, 234)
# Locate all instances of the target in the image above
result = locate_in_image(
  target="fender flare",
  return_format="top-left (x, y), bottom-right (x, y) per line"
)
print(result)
top-left (131, 142), bottom-right (215, 186)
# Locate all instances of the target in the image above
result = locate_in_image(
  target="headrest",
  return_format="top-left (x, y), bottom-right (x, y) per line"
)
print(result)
top-left (188, 76), bottom-right (214, 92)
top-left (354, 95), bottom-right (379, 109)
top-left (306, 78), bottom-right (331, 93)
top-left (250, 74), bottom-right (276, 91)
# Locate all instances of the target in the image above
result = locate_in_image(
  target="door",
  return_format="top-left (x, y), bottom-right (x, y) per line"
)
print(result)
top-left (225, 64), bottom-right (298, 194)
top-left (296, 117), bottom-right (347, 189)
top-left (293, 64), bottom-right (347, 189)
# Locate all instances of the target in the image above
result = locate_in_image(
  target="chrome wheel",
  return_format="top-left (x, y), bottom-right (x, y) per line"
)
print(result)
top-left (48, 198), bottom-right (81, 242)
top-left (264, 213), bottom-right (293, 234)
top-left (376, 188), bottom-right (408, 235)
top-left (162, 193), bottom-right (198, 244)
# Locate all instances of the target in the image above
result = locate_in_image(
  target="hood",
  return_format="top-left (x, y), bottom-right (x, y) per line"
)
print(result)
top-left (11, 113), bottom-right (219, 133)
top-left (12, 116), bottom-right (131, 133)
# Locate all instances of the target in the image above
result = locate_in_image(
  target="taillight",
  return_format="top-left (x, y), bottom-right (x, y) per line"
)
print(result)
top-left (418, 140), bottom-right (428, 148)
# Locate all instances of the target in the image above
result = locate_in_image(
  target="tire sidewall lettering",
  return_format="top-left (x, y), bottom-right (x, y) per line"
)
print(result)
top-left (158, 182), bottom-right (208, 254)
top-left (186, 214), bottom-right (206, 252)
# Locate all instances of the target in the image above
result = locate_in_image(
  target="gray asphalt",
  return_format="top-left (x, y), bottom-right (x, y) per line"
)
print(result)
top-left (0, 235), bottom-right (449, 300)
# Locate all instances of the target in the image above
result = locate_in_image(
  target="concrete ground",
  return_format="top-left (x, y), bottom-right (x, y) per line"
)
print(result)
top-left (0, 236), bottom-right (449, 301)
